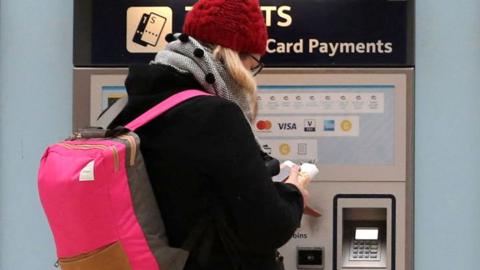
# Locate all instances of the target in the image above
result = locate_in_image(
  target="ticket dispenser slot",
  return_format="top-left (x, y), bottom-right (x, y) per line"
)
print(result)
top-left (334, 195), bottom-right (395, 270)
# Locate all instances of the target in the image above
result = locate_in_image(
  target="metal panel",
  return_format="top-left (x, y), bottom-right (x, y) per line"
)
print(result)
top-left (73, 68), bottom-right (128, 131)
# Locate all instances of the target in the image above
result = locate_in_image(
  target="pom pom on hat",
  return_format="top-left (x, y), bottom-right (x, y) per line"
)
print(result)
top-left (165, 33), bottom-right (176, 43)
top-left (183, 0), bottom-right (268, 55)
top-left (179, 33), bottom-right (190, 43)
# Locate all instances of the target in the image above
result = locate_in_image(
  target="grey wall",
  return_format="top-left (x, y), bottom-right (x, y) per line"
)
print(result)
top-left (415, 0), bottom-right (480, 269)
top-left (0, 0), bottom-right (73, 268)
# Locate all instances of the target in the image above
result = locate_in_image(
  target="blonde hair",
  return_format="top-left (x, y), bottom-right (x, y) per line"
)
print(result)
top-left (213, 46), bottom-right (258, 120)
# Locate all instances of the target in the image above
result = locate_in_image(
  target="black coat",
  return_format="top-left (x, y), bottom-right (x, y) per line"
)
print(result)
top-left (110, 64), bottom-right (303, 270)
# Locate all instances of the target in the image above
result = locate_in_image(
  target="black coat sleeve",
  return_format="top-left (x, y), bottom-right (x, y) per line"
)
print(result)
top-left (193, 98), bottom-right (304, 253)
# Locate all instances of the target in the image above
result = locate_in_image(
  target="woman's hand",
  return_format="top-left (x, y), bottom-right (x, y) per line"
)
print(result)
top-left (284, 165), bottom-right (310, 207)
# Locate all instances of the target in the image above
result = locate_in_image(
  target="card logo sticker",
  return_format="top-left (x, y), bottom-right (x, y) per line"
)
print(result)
top-left (79, 160), bottom-right (95, 182)
top-left (304, 119), bottom-right (316, 132)
top-left (278, 122), bottom-right (297, 130)
top-left (127, 7), bottom-right (173, 53)
top-left (324, 120), bottom-right (335, 131)
top-left (341, 120), bottom-right (353, 132)
top-left (256, 120), bottom-right (273, 131)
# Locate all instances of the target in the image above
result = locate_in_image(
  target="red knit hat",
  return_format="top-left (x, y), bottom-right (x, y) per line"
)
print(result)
top-left (183, 0), bottom-right (268, 55)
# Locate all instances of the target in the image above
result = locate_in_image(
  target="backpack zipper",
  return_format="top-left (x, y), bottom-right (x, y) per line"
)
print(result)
top-left (58, 143), bottom-right (120, 172)
top-left (118, 135), bottom-right (137, 166)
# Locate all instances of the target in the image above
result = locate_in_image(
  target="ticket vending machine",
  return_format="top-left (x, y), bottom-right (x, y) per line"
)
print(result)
top-left (74, 1), bottom-right (414, 270)
top-left (73, 69), bottom-right (414, 270)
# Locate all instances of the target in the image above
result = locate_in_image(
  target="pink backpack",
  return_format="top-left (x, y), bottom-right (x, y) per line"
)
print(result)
top-left (38, 90), bottom-right (210, 270)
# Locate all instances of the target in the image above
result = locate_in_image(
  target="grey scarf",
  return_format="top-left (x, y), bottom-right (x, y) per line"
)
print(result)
top-left (151, 34), bottom-right (254, 123)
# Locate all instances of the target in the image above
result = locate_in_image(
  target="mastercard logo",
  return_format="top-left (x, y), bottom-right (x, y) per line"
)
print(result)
top-left (256, 120), bottom-right (272, 130)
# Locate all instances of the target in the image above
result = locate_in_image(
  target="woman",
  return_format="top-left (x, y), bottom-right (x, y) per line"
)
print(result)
top-left (110, 0), bottom-right (309, 269)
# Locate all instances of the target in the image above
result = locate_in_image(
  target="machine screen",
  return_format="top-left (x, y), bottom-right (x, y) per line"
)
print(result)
top-left (355, 228), bottom-right (379, 240)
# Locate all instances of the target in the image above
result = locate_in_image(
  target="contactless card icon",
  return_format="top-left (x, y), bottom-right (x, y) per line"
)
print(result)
top-left (127, 7), bottom-right (172, 53)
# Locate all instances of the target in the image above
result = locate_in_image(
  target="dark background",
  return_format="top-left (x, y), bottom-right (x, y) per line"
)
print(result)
top-left (74, 0), bottom-right (414, 67)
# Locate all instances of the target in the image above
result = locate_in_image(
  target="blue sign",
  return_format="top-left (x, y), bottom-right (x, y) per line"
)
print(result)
top-left (74, 0), bottom-right (414, 67)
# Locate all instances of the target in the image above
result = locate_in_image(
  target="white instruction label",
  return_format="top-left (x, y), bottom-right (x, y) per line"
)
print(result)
top-left (79, 160), bottom-right (95, 182)
top-left (257, 92), bottom-right (384, 114)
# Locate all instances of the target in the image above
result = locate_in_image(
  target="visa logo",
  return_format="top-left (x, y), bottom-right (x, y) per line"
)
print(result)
top-left (278, 123), bottom-right (297, 130)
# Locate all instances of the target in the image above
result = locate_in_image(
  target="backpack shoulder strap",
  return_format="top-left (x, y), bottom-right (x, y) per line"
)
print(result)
top-left (125, 89), bottom-right (211, 132)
